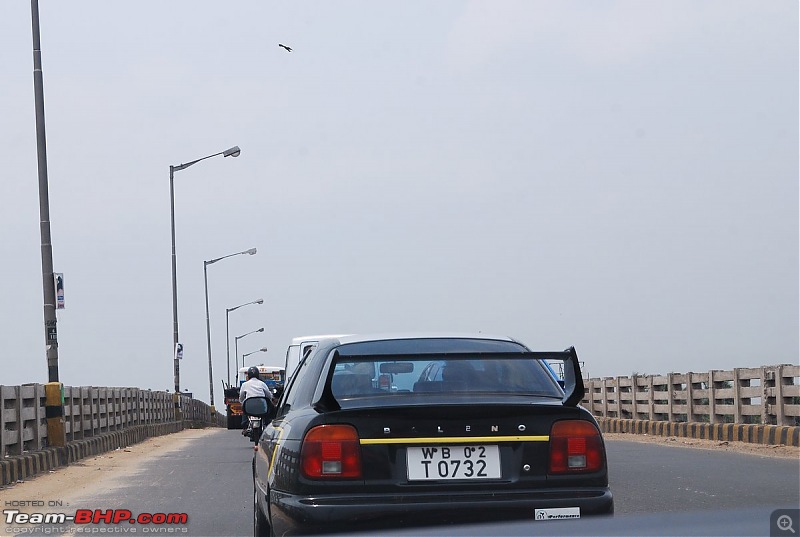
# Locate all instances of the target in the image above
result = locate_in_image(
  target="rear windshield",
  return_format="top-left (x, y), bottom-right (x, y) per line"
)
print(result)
top-left (328, 339), bottom-right (562, 404)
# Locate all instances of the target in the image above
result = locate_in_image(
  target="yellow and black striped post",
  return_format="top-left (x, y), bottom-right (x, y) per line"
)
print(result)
top-left (173, 391), bottom-right (182, 422)
top-left (45, 382), bottom-right (66, 447)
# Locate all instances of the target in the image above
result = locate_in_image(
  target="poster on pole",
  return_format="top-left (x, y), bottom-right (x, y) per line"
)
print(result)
top-left (175, 342), bottom-right (183, 360)
top-left (54, 273), bottom-right (65, 309)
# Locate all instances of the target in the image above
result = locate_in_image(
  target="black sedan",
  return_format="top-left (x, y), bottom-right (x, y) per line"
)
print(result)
top-left (252, 334), bottom-right (613, 536)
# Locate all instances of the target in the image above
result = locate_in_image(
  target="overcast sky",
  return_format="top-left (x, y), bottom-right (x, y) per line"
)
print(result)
top-left (1, 1), bottom-right (797, 407)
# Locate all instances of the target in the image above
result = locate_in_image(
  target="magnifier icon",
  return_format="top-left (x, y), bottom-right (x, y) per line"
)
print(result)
top-left (778, 515), bottom-right (796, 534)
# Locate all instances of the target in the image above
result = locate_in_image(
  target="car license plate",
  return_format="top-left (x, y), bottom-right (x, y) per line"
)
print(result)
top-left (407, 445), bottom-right (501, 480)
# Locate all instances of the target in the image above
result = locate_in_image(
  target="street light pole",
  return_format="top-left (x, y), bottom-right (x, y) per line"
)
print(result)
top-left (169, 145), bottom-right (240, 418)
top-left (235, 327), bottom-right (265, 375)
top-left (204, 248), bottom-right (257, 414)
top-left (242, 347), bottom-right (269, 366)
top-left (169, 165), bottom-right (178, 397)
top-left (226, 299), bottom-right (263, 386)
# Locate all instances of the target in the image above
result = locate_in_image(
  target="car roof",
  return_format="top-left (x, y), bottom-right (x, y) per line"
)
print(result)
top-left (319, 332), bottom-right (522, 346)
top-left (289, 334), bottom-right (352, 344)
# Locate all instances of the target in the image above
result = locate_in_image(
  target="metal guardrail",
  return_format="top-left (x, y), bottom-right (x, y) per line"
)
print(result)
top-left (582, 364), bottom-right (800, 426)
top-left (1, 384), bottom-right (223, 458)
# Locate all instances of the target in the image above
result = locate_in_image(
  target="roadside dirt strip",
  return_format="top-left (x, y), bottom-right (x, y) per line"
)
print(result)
top-left (0, 428), bottom-right (219, 532)
top-left (602, 432), bottom-right (800, 459)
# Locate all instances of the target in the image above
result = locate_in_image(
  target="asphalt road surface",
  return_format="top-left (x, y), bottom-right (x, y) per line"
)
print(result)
top-left (608, 438), bottom-right (799, 515)
top-left (6, 429), bottom-right (799, 536)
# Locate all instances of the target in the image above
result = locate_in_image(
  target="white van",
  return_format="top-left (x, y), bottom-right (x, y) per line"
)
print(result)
top-left (284, 334), bottom-right (350, 385)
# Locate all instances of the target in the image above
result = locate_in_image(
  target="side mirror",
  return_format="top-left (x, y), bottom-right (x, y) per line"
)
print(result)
top-left (242, 396), bottom-right (271, 417)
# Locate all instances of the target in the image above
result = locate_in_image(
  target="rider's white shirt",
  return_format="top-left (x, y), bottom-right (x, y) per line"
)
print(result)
top-left (239, 378), bottom-right (271, 402)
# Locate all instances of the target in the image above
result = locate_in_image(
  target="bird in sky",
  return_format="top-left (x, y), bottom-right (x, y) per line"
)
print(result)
top-left (278, 44), bottom-right (292, 52)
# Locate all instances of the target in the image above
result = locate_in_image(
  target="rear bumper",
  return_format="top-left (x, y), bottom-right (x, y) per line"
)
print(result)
top-left (269, 487), bottom-right (613, 535)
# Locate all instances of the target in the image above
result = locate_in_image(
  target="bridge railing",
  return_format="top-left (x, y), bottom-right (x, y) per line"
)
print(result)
top-left (0, 384), bottom-right (223, 458)
top-left (582, 364), bottom-right (800, 426)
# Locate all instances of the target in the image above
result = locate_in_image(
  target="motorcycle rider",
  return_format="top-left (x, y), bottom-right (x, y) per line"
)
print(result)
top-left (239, 366), bottom-right (275, 435)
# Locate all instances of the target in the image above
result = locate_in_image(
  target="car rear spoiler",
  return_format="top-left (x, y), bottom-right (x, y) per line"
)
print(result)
top-left (545, 347), bottom-right (584, 407)
top-left (316, 347), bottom-right (585, 410)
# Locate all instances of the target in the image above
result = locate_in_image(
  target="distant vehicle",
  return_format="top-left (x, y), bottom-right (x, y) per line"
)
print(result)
top-left (223, 385), bottom-right (244, 430)
top-left (239, 364), bottom-right (285, 386)
top-left (251, 333), bottom-right (612, 536)
top-left (223, 364), bottom-right (285, 430)
top-left (283, 334), bottom-right (351, 385)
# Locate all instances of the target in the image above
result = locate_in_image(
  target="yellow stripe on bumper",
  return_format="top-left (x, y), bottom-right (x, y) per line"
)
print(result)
top-left (360, 435), bottom-right (549, 445)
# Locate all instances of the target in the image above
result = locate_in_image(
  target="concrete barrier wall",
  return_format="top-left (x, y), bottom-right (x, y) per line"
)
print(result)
top-left (596, 417), bottom-right (799, 447)
top-left (582, 364), bottom-right (800, 426)
top-left (0, 384), bottom-right (224, 460)
top-left (582, 364), bottom-right (800, 446)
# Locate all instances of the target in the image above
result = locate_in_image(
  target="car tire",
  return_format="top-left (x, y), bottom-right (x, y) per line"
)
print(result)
top-left (254, 481), bottom-right (271, 537)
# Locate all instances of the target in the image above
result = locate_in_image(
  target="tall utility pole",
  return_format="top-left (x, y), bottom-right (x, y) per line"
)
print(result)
top-left (31, 0), bottom-right (58, 381)
top-left (31, 0), bottom-right (65, 448)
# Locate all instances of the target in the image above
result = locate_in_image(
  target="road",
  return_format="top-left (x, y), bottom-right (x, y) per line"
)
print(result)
top-left (608, 438), bottom-right (798, 514)
top-left (2, 428), bottom-right (798, 536)
top-left (1, 429), bottom-right (253, 536)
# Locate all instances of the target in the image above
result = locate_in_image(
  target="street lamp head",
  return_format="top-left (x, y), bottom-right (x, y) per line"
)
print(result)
top-left (245, 248), bottom-right (257, 255)
top-left (255, 299), bottom-right (264, 304)
top-left (244, 347), bottom-right (269, 358)
top-left (257, 327), bottom-right (265, 333)
top-left (223, 146), bottom-right (241, 158)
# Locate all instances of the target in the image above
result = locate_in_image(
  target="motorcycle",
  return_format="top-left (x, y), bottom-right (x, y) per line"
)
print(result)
top-left (245, 415), bottom-right (262, 443)
top-left (241, 396), bottom-right (273, 443)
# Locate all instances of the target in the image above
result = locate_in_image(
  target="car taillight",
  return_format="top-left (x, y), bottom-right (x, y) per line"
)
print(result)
top-left (548, 420), bottom-right (604, 474)
top-left (300, 424), bottom-right (362, 479)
